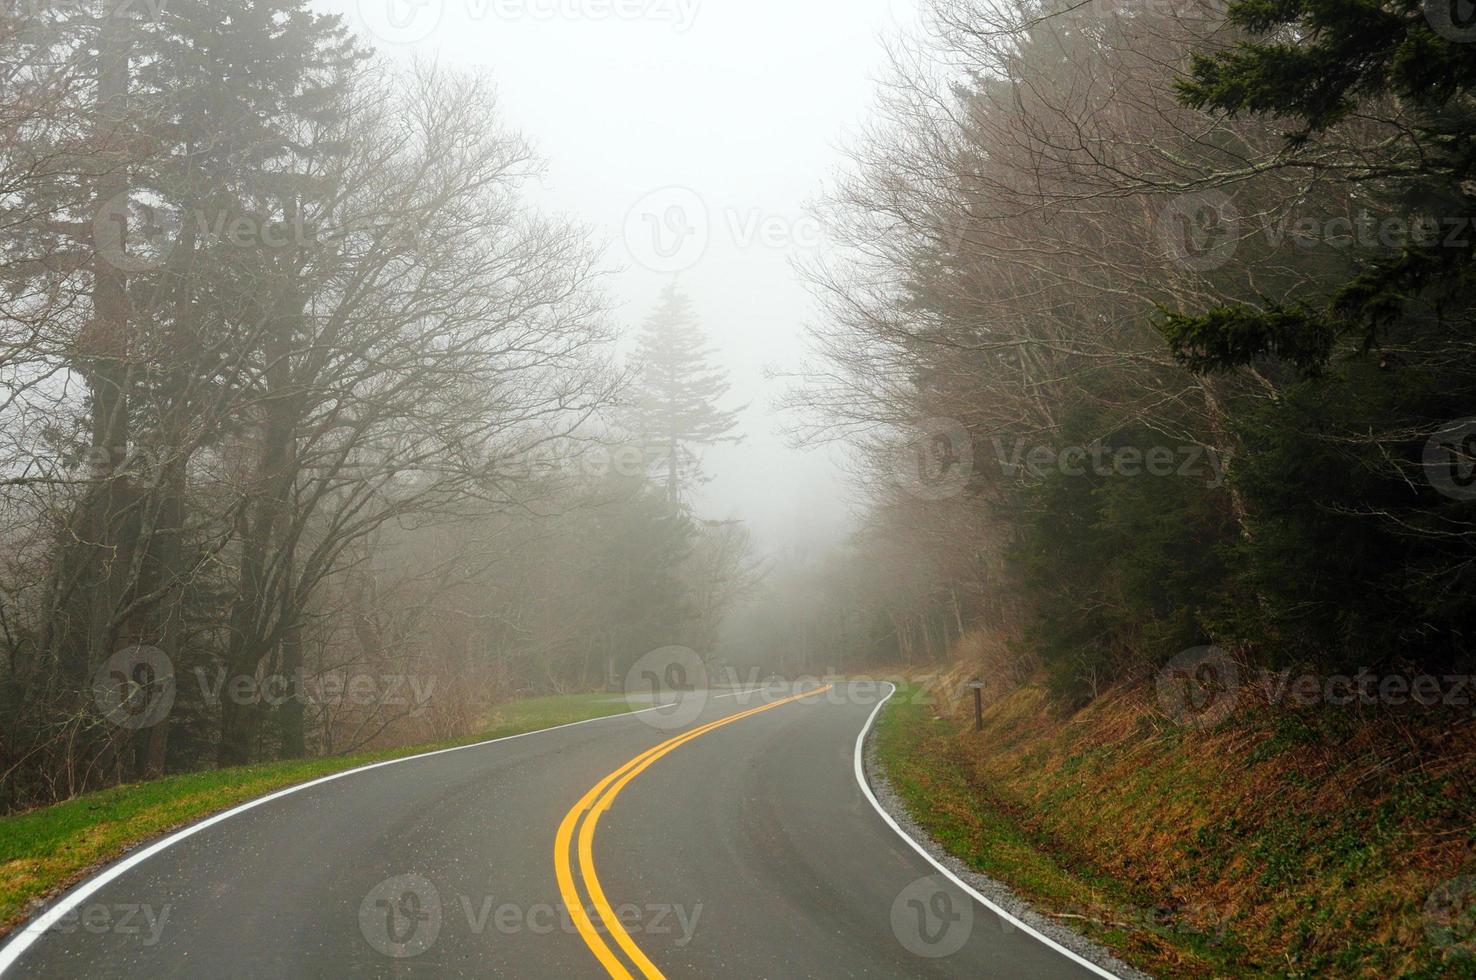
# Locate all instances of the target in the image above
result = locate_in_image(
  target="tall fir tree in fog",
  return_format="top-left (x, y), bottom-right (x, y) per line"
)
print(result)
top-left (627, 283), bottom-right (744, 504)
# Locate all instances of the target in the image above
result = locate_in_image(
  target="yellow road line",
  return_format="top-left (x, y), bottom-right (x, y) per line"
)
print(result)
top-left (552, 715), bottom-right (739, 979)
top-left (554, 685), bottom-right (833, 979)
top-left (578, 692), bottom-right (827, 976)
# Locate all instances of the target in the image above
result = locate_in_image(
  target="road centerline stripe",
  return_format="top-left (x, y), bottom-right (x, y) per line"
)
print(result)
top-left (0, 694), bottom-right (713, 977)
top-left (555, 685), bottom-right (832, 979)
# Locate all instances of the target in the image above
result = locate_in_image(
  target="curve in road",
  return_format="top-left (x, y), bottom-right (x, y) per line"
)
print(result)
top-left (0, 681), bottom-right (1120, 979)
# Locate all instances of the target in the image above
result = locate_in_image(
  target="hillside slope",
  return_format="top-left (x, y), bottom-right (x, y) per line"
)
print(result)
top-left (876, 665), bottom-right (1476, 977)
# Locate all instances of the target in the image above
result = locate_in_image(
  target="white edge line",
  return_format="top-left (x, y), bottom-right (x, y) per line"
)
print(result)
top-left (711, 687), bottom-right (765, 700)
top-left (0, 695), bottom-right (705, 976)
top-left (852, 681), bottom-right (1124, 980)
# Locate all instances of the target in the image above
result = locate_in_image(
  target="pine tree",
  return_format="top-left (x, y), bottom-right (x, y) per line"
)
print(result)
top-left (1161, 0), bottom-right (1476, 375)
top-left (626, 283), bottom-right (744, 504)
top-left (140, 0), bottom-right (367, 767)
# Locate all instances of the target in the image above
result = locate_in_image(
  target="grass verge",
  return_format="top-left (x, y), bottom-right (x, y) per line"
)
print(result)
top-left (875, 680), bottom-right (1476, 978)
top-left (0, 691), bottom-right (633, 938)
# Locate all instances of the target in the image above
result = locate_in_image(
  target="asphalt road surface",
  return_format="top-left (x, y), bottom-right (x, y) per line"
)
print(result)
top-left (2, 683), bottom-right (1113, 978)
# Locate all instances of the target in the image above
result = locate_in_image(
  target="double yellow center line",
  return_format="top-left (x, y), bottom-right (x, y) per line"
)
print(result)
top-left (553, 685), bottom-right (833, 979)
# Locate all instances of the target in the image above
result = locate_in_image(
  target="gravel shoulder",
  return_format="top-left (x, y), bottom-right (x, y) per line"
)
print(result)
top-left (862, 728), bottom-right (1152, 980)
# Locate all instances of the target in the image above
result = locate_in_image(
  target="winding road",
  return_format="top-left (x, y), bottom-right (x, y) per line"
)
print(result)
top-left (1, 682), bottom-right (1114, 978)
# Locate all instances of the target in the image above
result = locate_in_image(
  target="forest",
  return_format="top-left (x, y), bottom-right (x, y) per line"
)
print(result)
top-left (4, 1), bottom-right (1476, 975)
top-left (3, 0), bottom-right (1475, 823)
top-left (0, 3), bottom-right (761, 812)
top-left (779, 0), bottom-right (1476, 711)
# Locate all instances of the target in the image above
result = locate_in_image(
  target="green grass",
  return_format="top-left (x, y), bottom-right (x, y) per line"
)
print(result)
top-left (0, 691), bottom-right (632, 936)
top-left (481, 691), bottom-right (636, 733)
top-left (874, 680), bottom-right (1476, 979)
top-left (874, 682), bottom-right (1242, 978)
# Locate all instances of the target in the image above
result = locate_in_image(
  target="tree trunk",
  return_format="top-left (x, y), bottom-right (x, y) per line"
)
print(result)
top-left (218, 345), bottom-right (297, 766)
top-left (37, 2), bottom-right (137, 786)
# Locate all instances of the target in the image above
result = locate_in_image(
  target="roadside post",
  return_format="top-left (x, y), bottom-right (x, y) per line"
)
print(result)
top-left (967, 678), bottom-right (985, 731)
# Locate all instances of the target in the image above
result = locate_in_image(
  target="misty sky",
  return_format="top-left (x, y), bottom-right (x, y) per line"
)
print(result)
top-left (316, 0), bottom-right (920, 550)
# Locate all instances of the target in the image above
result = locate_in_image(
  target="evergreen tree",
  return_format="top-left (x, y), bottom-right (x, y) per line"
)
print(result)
top-left (1161, 0), bottom-right (1476, 374)
top-left (1158, 0), bottom-right (1476, 674)
top-left (626, 283), bottom-right (744, 504)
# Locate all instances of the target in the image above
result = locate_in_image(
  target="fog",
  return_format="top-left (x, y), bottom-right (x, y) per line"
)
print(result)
top-left (329, 0), bottom-right (922, 548)
top-left (7, 10), bottom-right (1475, 940)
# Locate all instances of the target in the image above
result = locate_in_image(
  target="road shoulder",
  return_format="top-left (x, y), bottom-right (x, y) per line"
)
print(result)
top-left (861, 689), bottom-right (1152, 980)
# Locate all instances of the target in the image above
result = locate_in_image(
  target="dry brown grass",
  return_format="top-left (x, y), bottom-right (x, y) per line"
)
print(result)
top-left (917, 632), bottom-right (1476, 977)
